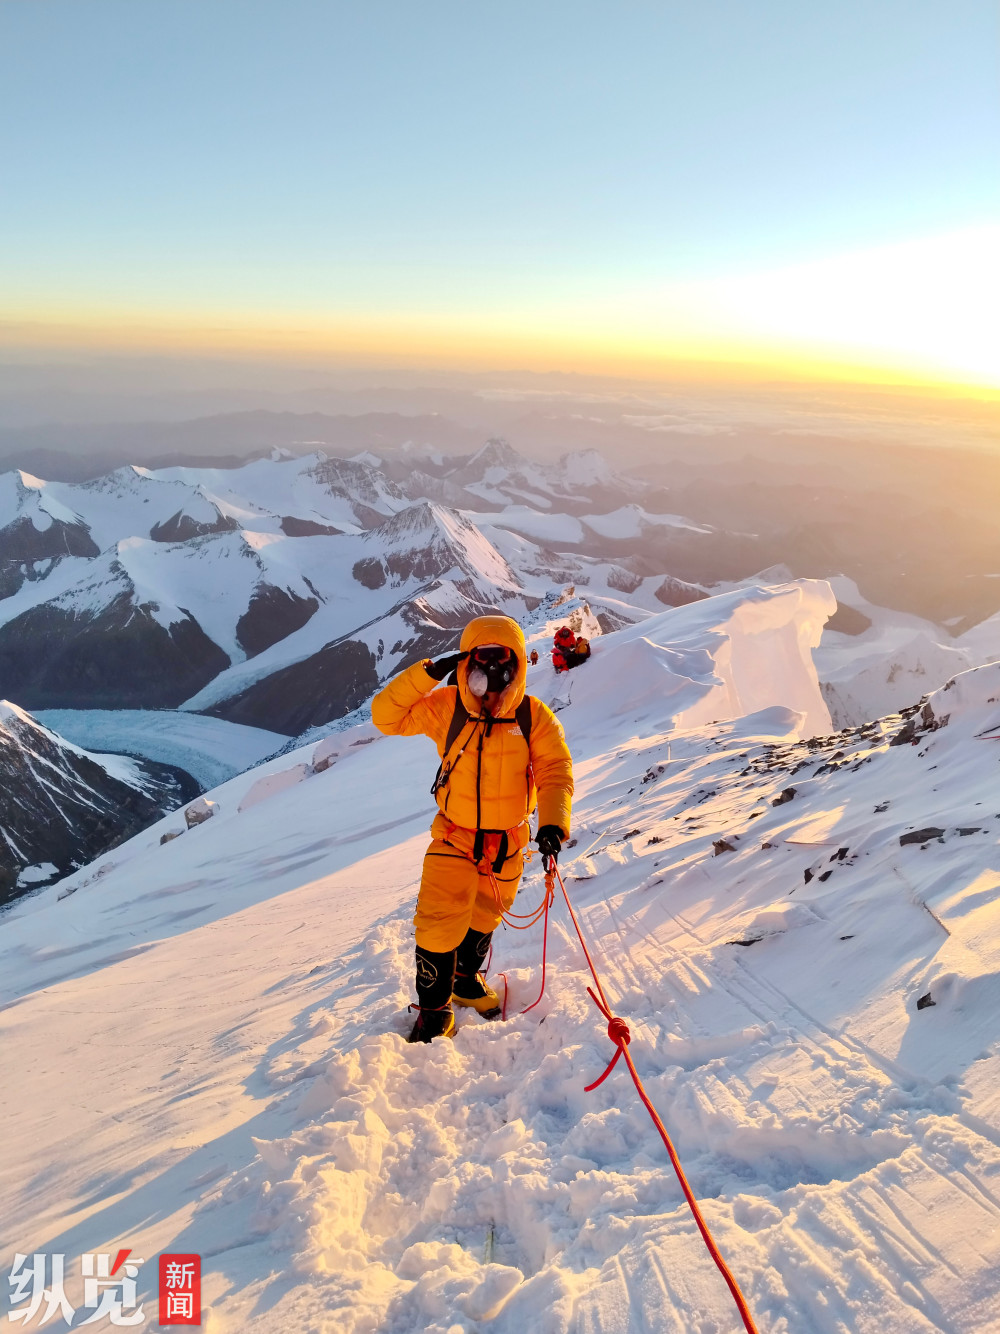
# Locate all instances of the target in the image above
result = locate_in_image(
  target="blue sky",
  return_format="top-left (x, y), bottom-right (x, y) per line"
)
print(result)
top-left (2, 1), bottom-right (997, 381)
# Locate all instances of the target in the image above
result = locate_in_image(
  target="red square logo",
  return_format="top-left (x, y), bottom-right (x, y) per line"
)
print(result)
top-left (158, 1254), bottom-right (201, 1326)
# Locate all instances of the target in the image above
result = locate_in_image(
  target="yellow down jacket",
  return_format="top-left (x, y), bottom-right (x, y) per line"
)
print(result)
top-left (371, 614), bottom-right (573, 841)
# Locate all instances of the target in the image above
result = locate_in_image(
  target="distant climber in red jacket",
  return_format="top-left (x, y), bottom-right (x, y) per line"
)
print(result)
top-left (552, 625), bottom-right (577, 674)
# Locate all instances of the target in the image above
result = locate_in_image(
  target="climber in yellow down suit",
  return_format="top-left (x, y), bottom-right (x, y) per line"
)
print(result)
top-left (372, 613), bottom-right (574, 1042)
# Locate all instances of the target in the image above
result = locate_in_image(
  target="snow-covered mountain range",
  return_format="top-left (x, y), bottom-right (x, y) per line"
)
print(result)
top-left (0, 443), bottom-right (700, 727)
top-left (3, 440), bottom-right (997, 738)
top-left (4, 581), bottom-right (999, 1331)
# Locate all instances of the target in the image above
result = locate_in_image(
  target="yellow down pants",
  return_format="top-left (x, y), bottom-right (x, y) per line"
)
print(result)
top-left (414, 818), bottom-right (527, 952)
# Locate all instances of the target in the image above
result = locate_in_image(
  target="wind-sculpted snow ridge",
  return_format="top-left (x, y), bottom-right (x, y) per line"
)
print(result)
top-left (5, 594), bottom-right (1000, 1329)
top-left (529, 578), bottom-right (836, 743)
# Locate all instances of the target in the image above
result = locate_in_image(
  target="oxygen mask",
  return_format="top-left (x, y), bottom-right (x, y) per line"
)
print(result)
top-left (467, 644), bottom-right (517, 697)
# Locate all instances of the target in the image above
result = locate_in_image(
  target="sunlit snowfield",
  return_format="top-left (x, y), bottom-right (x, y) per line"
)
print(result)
top-left (3, 582), bottom-right (999, 1331)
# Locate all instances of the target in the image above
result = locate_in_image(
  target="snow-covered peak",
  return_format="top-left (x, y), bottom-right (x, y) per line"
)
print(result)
top-left (464, 436), bottom-right (524, 475)
top-left (359, 501), bottom-right (519, 591)
top-left (363, 499), bottom-right (452, 546)
top-left (14, 469), bottom-right (46, 491)
top-left (47, 465), bottom-right (233, 549)
top-left (0, 468), bottom-right (88, 532)
top-left (555, 447), bottom-right (621, 489)
top-left (582, 504), bottom-right (713, 540)
top-left (306, 453), bottom-right (406, 512)
top-left (0, 698), bottom-right (33, 728)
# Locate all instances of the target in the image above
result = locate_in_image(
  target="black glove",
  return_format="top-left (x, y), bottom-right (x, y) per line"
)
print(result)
top-left (425, 651), bottom-right (468, 681)
top-left (535, 825), bottom-right (564, 863)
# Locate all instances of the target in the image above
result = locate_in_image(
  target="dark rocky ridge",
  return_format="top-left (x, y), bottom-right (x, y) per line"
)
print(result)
top-left (0, 514), bottom-right (99, 562)
top-left (825, 602), bottom-right (874, 635)
top-left (149, 508), bottom-right (238, 543)
top-left (655, 575), bottom-right (710, 608)
top-left (280, 516), bottom-right (343, 537)
top-left (208, 638), bottom-right (380, 734)
top-left (235, 585), bottom-right (319, 658)
top-left (0, 705), bottom-right (196, 907)
top-left (0, 595), bottom-right (230, 709)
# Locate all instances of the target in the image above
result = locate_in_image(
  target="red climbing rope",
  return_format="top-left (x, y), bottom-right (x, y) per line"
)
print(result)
top-left (550, 859), bottom-right (761, 1334)
top-left (519, 872), bottom-right (552, 1016)
top-left (484, 859), bottom-right (553, 1018)
top-left (481, 851), bottom-right (759, 1331)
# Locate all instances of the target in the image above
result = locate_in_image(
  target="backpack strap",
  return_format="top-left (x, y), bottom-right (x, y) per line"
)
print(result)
top-left (518, 696), bottom-right (537, 814)
top-left (448, 693), bottom-right (531, 750)
top-left (443, 693), bottom-right (470, 755)
top-left (430, 694), bottom-right (475, 796)
top-left (516, 695), bottom-right (534, 744)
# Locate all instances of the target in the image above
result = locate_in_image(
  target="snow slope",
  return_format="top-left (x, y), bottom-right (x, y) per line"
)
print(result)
top-left (2, 587), bottom-right (1000, 1332)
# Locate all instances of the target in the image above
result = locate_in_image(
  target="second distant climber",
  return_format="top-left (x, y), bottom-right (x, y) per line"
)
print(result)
top-left (372, 614), bottom-right (574, 1042)
top-left (552, 625), bottom-right (592, 672)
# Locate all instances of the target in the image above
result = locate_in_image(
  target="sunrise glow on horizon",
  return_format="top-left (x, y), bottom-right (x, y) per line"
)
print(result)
top-left (5, 223), bottom-right (998, 398)
top-left (2, 2), bottom-right (997, 397)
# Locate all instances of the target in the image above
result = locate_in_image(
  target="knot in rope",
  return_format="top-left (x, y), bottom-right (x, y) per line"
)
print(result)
top-left (583, 987), bottom-right (632, 1092)
top-left (607, 1015), bottom-right (631, 1047)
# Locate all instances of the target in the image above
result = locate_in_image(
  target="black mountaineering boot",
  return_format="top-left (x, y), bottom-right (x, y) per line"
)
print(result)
top-left (452, 927), bottom-right (502, 1019)
top-left (408, 945), bottom-right (457, 1043)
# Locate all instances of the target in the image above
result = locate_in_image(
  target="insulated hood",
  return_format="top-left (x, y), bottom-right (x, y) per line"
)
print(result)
top-left (457, 614), bottom-right (527, 717)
